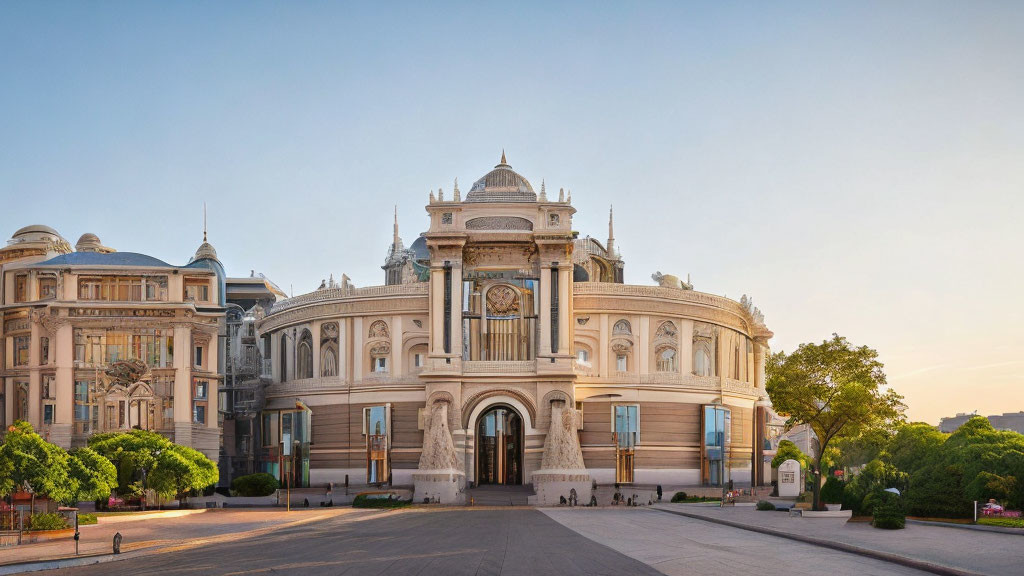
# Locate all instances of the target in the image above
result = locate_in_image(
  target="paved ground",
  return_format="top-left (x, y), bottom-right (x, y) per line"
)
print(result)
top-left (28, 509), bottom-right (663, 576)
top-left (542, 508), bottom-right (932, 576)
top-left (654, 504), bottom-right (1024, 576)
top-left (1, 508), bottom-right (355, 567)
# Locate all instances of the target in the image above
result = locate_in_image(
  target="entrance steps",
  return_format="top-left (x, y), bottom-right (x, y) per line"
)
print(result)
top-left (466, 485), bottom-right (535, 507)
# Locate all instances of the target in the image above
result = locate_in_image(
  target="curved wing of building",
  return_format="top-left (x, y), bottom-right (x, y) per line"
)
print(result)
top-left (256, 155), bottom-right (774, 504)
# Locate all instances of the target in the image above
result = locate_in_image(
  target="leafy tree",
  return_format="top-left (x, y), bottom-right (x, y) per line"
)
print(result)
top-left (835, 425), bottom-right (894, 469)
top-left (885, 422), bottom-right (946, 475)
top-left (771, 439), bottom-right (811, 469)
top-left (0, 421), bottom-right (72, 503)
top-left (148, 444), bottom-right (219, 503)
top-left (88, 429), bottom-right (172, 495)
top-left (767, 335), bottom-right (905, 510)
top-left (843, 458), bottom-right (908, 515)
top-left (68, 447), bottom-right (118, 504)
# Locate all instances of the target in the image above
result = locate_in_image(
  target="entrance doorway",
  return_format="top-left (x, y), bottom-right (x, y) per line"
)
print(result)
top-left (477, 406), bottom-right (522, 485)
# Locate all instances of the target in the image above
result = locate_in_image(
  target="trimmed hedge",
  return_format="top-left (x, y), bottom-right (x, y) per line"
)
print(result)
top-left (29, 513), bottom-right (69, 531)
top-left (872, 493), bottom-right (906, 529)
top-left (231, 473), bottom-right (280, 497)
top-left (821, 476), bottom-right (844, 504)
top-left (670, 492), bottom-right (688, 503)
top-left (352, 494), bottom-right (411, 509)
top-left (756, 500), bottom-right (776, 511)
top-left (977, 516), bottom-right (1024, 528)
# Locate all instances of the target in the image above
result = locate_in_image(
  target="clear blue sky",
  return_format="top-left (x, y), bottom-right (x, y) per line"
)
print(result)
top-left (2, 1), bottom-right (1022, 424)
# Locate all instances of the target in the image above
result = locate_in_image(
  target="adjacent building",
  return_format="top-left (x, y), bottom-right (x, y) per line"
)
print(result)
top-left (255, 155), bottom-right (775, 504)
top-left (939, 411), bottom-right (1024, 435)
top-left (0, 225), bottom-right (226, 461)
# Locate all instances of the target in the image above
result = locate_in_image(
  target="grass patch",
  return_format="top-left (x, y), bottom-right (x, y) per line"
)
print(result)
top-left (907, 516), bottom-right (973, 524)
top-left (977, 517), bottom-right (1024, 529)
top-left (77, 513), bottom-right (98, 525)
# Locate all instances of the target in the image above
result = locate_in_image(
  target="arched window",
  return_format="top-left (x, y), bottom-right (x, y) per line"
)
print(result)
top-left (655, 321), bottom-right (677, 340)
top-left (656, 346), bottom-right (677, 372)
top-left (613, 319), bottom-right (632, 335)
top-left (321, 344), bottom-right (338, 377)
top-left (694, 347), bottom-right (712, 376)
top-left (297, 329), bottom-right (313, 379)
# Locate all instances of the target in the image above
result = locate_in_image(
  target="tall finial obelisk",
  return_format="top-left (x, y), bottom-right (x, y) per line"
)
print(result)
top-left (203, 202), bottom-right (208, 242)
top-left (606, 205), bottom-right (615, 256)
top-left (393, 205), bottom-right (399, 248)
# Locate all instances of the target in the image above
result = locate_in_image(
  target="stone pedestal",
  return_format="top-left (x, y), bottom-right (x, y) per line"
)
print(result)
top-left (530, 402), bottom-right (592, 506)
top-left (412, 400), bottom-right (466, 504)
top-left (413, 471), bottom-right (466, 504)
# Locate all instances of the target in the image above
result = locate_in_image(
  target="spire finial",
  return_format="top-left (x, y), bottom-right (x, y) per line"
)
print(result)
top-left (393, 205), bottom-right (399, 246)
top-left (567, 189), bottom-right (572, 204)
top-left (607, 204), bottom-right (615, 256)
top-left (203, 202), bottom-right (207, 242)
top-left (500, 149), bottom-right (507, 164)
top-left (453, 177), bottom-right (461, 201)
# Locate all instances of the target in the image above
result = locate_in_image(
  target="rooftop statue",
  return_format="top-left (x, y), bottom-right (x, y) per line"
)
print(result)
top-left (652, 271), bottom-right (693, 291)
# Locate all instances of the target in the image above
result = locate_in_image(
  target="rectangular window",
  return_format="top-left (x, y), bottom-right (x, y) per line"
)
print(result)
top-left (614, 405), bottom-right (638, 483)
top-left (14, 335), bottom-right (30, 366)
top-left (616, 354), bottom-right (627, 372)
top-left (262, 412), bottom-right (279, 447)
top-left (364, 405), bottom-right (390, 484)
top-left (184, 279), bottom-right (211, 303)
top-left (702, 405), bottom-right (732, 486)
top-left (38, 277), bottom-right (57, 300)
top-left (43, 404), bottom-right (54, 425)
top-left (577, 349), bottom-right (590, 365)
top-left (413, 353), bottom-right (424, 368)
top-left (374, 356), bottom-right (388, 373)
top-left (14, 274), bottom-right (28, 302)
top-left (193, 379), bottom-right (209, 424)
top-left (195, 346), bottom-right (203, 368)
top-left (77, 276), bottom-right (167, 302)
top-left (73, 329), bottom-right (173, 368)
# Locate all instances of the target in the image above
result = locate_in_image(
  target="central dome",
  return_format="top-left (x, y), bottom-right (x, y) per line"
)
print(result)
top-left (465, 152), bottom-right (536, 203)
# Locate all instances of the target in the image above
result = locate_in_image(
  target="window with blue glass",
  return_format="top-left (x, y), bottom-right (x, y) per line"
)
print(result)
top-left (702, 405), bottom-right (731, 486)
top-left (614, 405), bottom-right (638, 483)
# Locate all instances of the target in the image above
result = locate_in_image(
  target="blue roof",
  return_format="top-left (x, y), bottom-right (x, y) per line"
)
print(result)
top-left (410, 234), bottom-right (429, 260)
top-left (38, 252), bottom-right (173, 268)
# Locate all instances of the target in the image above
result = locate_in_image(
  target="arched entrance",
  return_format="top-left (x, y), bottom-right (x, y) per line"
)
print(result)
top-left (476, 406), bottom-right (523, 485)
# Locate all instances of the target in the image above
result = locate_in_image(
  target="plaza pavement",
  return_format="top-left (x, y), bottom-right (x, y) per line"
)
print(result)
top-left (541, 507), bottom-right (933, 576)
top-left (649, 503), bottom-right (1024, 576)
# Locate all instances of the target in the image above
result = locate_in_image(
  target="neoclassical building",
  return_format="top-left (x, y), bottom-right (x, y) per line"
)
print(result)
top-left (0, 225), bottom-right (226, 461)
top-left (257, 155), bottom-right (774, 504)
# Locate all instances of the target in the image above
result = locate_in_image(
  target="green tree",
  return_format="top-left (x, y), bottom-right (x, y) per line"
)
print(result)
top-left (0, 421), bottom-right (73, 503)
top-left (148, 444), bottom-right (219, 503)
top-left (68, 447), bottom-right (118, 504)
top-left (835, 425), bottom-right (894, 469)
top-left (886, 422), bottom-right (946, 475)
top-left (771, 439), bottom-right (811, 469)
top-left (88, 429), bottom-right (172, 495)
top-left (767, 334), bottom-right (905, 510)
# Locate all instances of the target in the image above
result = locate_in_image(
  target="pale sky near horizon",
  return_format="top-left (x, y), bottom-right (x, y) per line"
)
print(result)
top-left (2, 2), bottom-right (1021, 425)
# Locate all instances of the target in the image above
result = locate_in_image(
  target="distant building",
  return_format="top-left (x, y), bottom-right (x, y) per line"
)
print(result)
top-left (939, 411), bottom-right (1024, 434)
top-left (0, 225), bottom-right (226, 462)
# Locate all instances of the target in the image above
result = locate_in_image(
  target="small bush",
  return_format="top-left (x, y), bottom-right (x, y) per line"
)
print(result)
top-left (872, 493), bottom-right (906, 530)
top-left (756, 500), bottom-right (776, 511)
top-left (977, 516), bottom-right (1024, 529)
top-left (352, 494), bottom-right (411, 509)
top-left (670, 492), bottom-right (688, 503)
top-left (231, 473), bottom-right (280, 497)
top-left (821, 476), bottom-right (844, 504)
top-left (29, 513), bottom-right (70, 531)
top-left (77, 513), bottom-right (98, 526)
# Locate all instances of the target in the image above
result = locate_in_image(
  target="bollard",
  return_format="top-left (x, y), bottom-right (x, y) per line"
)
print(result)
top-left (113, 532), bottom-right (123, 554)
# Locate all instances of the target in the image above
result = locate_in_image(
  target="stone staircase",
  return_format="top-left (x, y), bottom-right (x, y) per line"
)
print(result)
top-left (466, 485), bottom-right (535, 507)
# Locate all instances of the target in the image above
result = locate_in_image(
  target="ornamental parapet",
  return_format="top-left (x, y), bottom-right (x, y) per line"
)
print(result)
top-left (572, 282), bottom-right (770, 336)
top-left (268, 283), bottom-right (428, 314)
top-left (265, 374), bottom-right (425, 396)
top-left (574, 372), bottom-right (759, 396)
top-left (463, 360), bottom-right (535, 375)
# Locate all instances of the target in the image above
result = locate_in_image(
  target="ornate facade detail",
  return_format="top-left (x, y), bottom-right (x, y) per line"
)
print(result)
top-left (461, 387), bottom-right (537, 430)
top-left (418, 401), bottom-right (459, 471)
top-left (652, 271), bottom-right (693, 290)
top-left (485, 285), bottom-right (519, 315)
top-left (465, 216), bottom-right (533, 231)
top-left (613, 319), bottom-right (632, 335)
top-left (369, 342), bottom-right (391, 356)
top-left (368, 320), bottom-right (390, 339)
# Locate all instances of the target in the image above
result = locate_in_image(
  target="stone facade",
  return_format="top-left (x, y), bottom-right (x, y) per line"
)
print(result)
top-left (256, 155), bottom-right (775, 504)
top-left (0, 226), bottom-right (226, 462)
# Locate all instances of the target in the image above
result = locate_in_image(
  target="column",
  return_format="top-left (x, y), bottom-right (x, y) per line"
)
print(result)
top-left (429, 267), bottom-right (445, 355)
top-left (206, 331), bottom-right (218, 429)
top-left (679, 320), bottom-right (694, 375)
top-left (311, 320), bottom-right (321, 379)
top-left (352, 317), bottom-right (363, 381)
top-left (539, 265), bottom-right (552, 356)
top-left (338, 319), bottom-right (348, 381)
top-left (557, 265), bottom-right (571, 355)
top-left (451, 263), bottom-right (463, 358)
top-left (28, 322), bottom-right (41, 427)
top-left (637, 316), bottom-right (650, 375)
top-left (391, 315), bottom-right (403, 377)
top-left (598, 314), bottom-right (609, 377)
top-left (54, 323), bottom-right (74, 428)
top-left (173, 325), bottom-right (192, 423)
top-left (3, 379), bottom-right (13, 427)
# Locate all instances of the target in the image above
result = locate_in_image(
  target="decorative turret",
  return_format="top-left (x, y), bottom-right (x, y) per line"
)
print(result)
top-left (539, 179), bottom-right (547, 202)
top-left (453, 178), bottom-right (461, 202)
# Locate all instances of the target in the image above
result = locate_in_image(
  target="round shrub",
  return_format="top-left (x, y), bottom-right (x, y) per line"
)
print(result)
top-left (29, 513), bottom-right (70, 531)
top-left (756, 500), bottom-right (776, 511)
top-left (872, 493), bottom-right (906, 529)
top-left (231, 473), bottom-right (280, 497)
top-left (353, 494), bottom-right (411, 509)
top-left (821, 476), bottom-right (844, 504)
top-left (670, 492), bottom-right (688, 503)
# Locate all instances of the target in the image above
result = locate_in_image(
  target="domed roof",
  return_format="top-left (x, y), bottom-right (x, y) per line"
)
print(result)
top-left (76, 233), bottom-right (102, 252)
top-left (12, 224), bottom-right (60, 238)
top-left (465, 152), bottom-right (536, 203)
top-left (409, 234), bottom-right (429, 260)
top-left (193, 241), bottom-right (218, 262)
